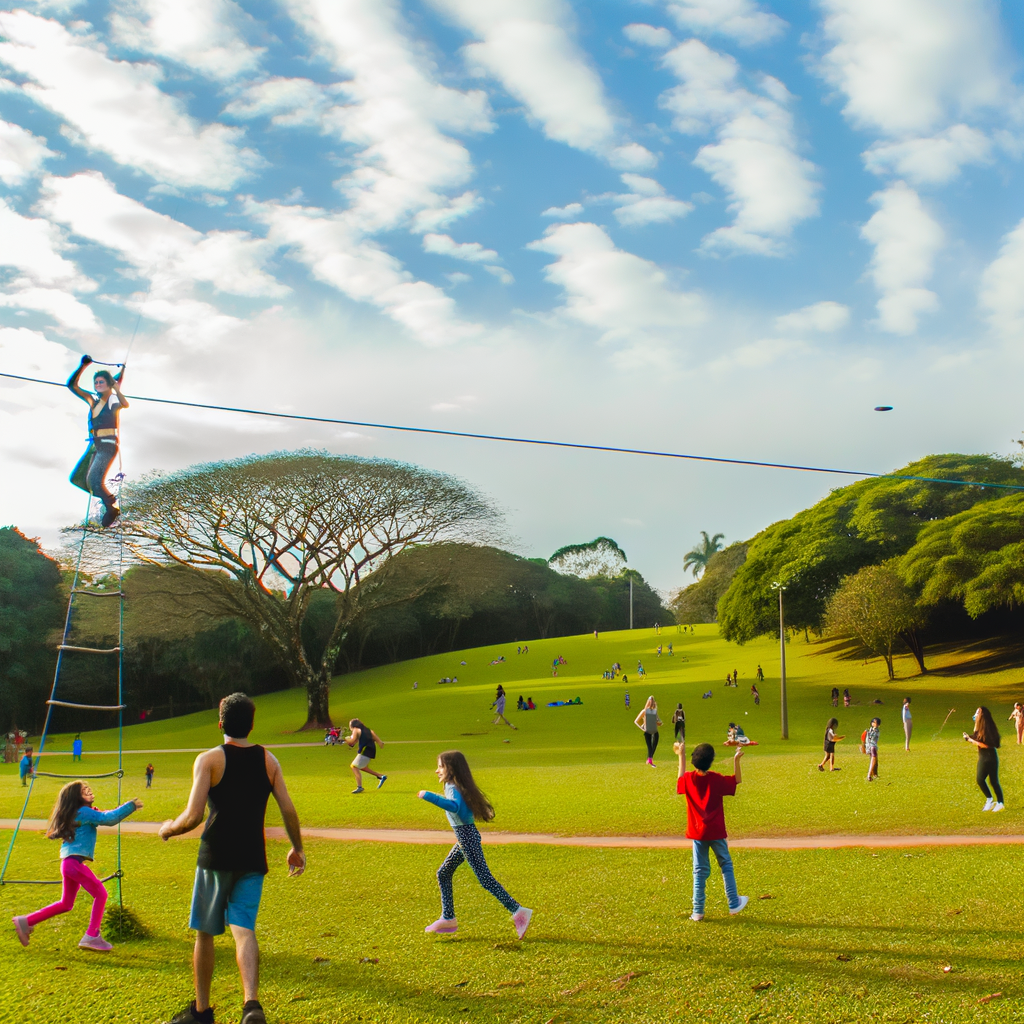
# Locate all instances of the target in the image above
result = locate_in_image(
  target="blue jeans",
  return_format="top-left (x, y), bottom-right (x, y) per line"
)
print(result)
top-left (70, 441), bottom-right (118, 502)
top-left (692, 839), bottom-right (740, 915)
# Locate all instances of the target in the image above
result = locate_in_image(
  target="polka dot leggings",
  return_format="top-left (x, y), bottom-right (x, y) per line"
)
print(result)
top-left (437, 823), bottom-right (520, 920)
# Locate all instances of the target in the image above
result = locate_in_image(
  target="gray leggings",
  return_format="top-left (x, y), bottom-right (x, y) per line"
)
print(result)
top-left (71, 442), bottom-right (118, 502)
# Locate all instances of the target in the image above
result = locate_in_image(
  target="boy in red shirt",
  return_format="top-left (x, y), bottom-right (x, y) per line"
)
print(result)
top-left (676, 740), bottom-right (749, 921)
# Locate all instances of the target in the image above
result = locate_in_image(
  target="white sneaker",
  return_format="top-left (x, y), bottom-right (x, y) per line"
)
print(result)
top-left (982, 798), bottom-right (994, 811)
top-left (991, 802), bottom-right (1005, 813)
top-left (729, 895), bottom-right (750, 916)
top-left (690, 912), bottom-right (704, 921)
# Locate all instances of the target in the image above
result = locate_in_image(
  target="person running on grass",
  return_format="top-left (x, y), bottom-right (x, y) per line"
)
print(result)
top-left (418, 750), bottom-right (532, 939)
top-left (344, 718), bottom-right (386, 794)
top-left (12, 781), bottom-right (141, 951)
top-left (635, 696), bottom-right (662, 766)
top-left (490, 685), bottom-right (516, 729)
top-left (964, 706), bottom-right (1004, 812)
top-left (863, 718), bottom-right (881, 781)
top-left (672, 703), bottom-right (685, 746)
top-left (159, 692), bottom-right (305, 1024)
top-left (818, 718), bottom-right (844, 772)
top-left (675, 739), bottom-right (748, 921)
top-left (1009, 702), bottom-right (1024, 745)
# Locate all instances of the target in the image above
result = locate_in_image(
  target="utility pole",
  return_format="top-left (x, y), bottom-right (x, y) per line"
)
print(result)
top-left (772, 581), bottom-right (788, 739)
top-left (629, 576), bottom-right (634, 630)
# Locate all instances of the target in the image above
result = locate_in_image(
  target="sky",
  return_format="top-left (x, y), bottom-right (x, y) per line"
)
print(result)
top-left (0, 0), bottom-right (1023, 595)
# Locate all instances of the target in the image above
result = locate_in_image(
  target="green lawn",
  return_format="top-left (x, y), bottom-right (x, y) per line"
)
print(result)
top-left (6, 627), bottom-right (1024, 837)
top-left (3, 832), bottom-right (1024, 1023)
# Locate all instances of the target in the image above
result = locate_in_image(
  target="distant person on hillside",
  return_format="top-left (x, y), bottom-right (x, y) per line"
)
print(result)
top-left (527, 698), bottom-right (535, 710)
top-left (702, 690), bottom-right (712, 700)
top-left (732, 670), bottom-right (738, 686)
top-left (413, 681), bottom-right (418, 690)
top-left (672, 703), bottom-right (685, 745)
top-left (724, 724), bottom-right (757, 746)
top-left (902, 698), bottom-right (913, 751)
top-left (146, 763), bottom-right (154, 788)
top-left (668, 643), bottom-right (674, 656)
top-left (864, 718), bottom-right (881, 782)
top-left (843, 688), bottom-right (851, 708)
top-left (594, 630), bottom-right (598, 639)
top-left (675, 739), bottom-right (748, 921)
top-left (964, 707), bottom-right (1004, 812)
top-left (72, 734), bottom-right (83, 762)
top-left (750, 684), bottom-right (760, 706)
top-left (818, 719), bottom-right (844, 772)
top-left (491, 686), bottom-right (516, 730)
top-left (517, 696), bottom-right (526, 711)
top-left (345, 719), bottom-right (387, 794)
top-left (831, 687), bottom-right (840, 708)
top-left (624, 690), bottom-right (630, 708)
top-left (418, 750), bottom-right (532, 939)
top-left (756, 665), bottom-right (764, 683)
top-left (725, 673), bottom-right (732, 688)
top-left (1009, 702), bottom-right (1024, 745)
top-left (635, 696), bottom-right (661, 767)
top-left (19, 747), bottom-right (34, 786)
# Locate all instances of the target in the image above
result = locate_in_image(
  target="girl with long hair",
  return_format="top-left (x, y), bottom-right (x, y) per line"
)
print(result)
top-left (818, 718), bottom-right (844, 772)
top-left (417, 750), bottom-right (532, 939)
top-left (12, 781), bottom-right (141, 951)
top-left (635, 696), bottom-right (662, 767)
top-left (964, 707), bottom-right (1004, 812)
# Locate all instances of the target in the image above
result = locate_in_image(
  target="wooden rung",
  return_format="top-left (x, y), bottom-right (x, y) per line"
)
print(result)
top-left (58, 644), bottom-right (121, 654)
top-left (72, 590), bottom-right (124, 598)
top-left (46, 700), bottom-right (126, 711)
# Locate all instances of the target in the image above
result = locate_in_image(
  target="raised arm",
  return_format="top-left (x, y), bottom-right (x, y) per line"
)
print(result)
top-left (267, 751), bottom-right (305, 876)
top-left (159, 750), bottom-right (215, 839)
top-left (111, 370), bottom-right (129, 410)
top-left (733, 746), bottom-right (744, 784)
top-left (66, 354), bottom-right (93, 403)
top-left (676, 740), bottom-right (686, 780)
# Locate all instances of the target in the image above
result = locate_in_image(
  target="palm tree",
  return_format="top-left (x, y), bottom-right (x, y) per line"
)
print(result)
top-left (683, 531), bottom-right (725, 579)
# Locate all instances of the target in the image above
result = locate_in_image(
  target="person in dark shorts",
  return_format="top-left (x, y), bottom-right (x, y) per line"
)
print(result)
top-left (818, 718), bottom-right (844, 772)
top-left (344, 718), bottom-right (387, 793)
top-left (159, 693), bottom-right (305, 1024)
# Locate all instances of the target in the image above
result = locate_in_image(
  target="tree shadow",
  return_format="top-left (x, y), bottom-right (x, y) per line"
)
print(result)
top-left (924, 637), bottom-right (1024, 678)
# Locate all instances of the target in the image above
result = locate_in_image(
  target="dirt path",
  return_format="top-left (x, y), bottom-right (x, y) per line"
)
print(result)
top-left (3, 818), bottom-right (1023, 850)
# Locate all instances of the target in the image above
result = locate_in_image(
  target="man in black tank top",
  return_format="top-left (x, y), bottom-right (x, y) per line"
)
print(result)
top-left (159, 693), bottom-right (305, 1024)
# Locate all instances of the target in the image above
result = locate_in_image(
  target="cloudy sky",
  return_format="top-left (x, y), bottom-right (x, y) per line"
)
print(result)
top-left (0, 0), bottom-right (1022, 593)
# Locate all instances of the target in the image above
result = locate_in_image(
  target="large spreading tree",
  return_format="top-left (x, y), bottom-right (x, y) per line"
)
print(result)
top-left (121, 451), bottom-right (498, 729)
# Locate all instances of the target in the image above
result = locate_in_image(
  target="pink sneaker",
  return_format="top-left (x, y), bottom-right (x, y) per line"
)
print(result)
top-left (512, 907), bottom-right (533, 940)
top-left (78, 933), bottom-right (113, 952)
top-left (12, 916), bottom-right (32, 947)
top-left (424, 918), bottom-right (457, 934)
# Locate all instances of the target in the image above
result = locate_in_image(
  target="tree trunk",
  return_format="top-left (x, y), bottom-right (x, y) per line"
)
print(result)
top-left (899, 628), bottom-right (926, 673)
top-left (300, 667), bottom-right (333, 731)
top-left (883, 650), bottom-right (894, 680)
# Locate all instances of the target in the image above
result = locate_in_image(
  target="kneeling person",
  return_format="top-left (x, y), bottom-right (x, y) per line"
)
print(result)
top-left (160, 692), bottom-right (305, 1024)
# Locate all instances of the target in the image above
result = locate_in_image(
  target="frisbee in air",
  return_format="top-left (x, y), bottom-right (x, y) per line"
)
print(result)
top-left (874, 405), bottom-right (893, 412)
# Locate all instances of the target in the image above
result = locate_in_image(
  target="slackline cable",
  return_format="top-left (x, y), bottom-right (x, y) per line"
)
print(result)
top-left (1, 370), bottom-right (1023, 493)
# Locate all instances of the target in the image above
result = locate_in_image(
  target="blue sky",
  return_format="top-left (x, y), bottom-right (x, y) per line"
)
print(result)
top-left (1, 0), bottom-right (1023, 594)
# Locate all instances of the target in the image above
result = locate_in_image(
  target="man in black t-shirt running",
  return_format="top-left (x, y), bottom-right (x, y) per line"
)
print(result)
top-left (160, 693), bottom-right (305, 1024)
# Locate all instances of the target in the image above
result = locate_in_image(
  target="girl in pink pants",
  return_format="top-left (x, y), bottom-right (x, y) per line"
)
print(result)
top-left (12, 781), bottom-right (141, 952)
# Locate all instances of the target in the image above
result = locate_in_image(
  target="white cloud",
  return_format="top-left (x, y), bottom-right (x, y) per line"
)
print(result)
top-left (429, 0), bottom-right (654, 167)
top-left (862, 124), bottom-right (991, 185)
top-left (860, 181), bottom-right (944, 335)
top-left (0, 11), bottom-right (259, 190)
top-left (979, 216), bottom-right (1024, 340)
top-left (445, 271), bottom-right (471, 285)
top-left (484, 265), bottom-right (514, 285)
top-left (542, 203), bottom-right (584, 221)
top-left (0, 197), bottom-right (90, 287)
top-left (249, 198), bottom-right (481, 345)
top-left (774, 300), bottom-right (849, 334)
top-left (610, 174), bottom-right (693, 227)
top-left (0, 286), bottom-right (98, 331)
top-left (222, 78), bottom-right (337, 127)
top-left (813, 0), bottom-right (1011, 138)
top-left (40, 172), bottom-right (287, 299)
top-left (0, 118), bottom-right (55, 186)
top-left (623, 24), bottom-right (674, 49)
top-left (666, 0), bottom-right (786, 47)
top-left (0, 325), bottom-right (75, 378)
top-left (110, 0), bottom-right (263, 80)
top-left (422, 233), bottom-right (499, 263)
top-left (708, 336), bottom-right (807, 373)
top-left (660, 40), bottom-right (819, 254)
top-left (528, 221), bottom-right (705, 342)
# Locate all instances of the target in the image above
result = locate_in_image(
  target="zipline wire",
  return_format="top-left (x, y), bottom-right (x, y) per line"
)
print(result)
top-left (2, 369), bottom-right (1023, 493)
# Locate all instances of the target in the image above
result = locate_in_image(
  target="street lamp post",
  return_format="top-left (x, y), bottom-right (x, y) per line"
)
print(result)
top-left (771, 581), bottom-right (789, 740)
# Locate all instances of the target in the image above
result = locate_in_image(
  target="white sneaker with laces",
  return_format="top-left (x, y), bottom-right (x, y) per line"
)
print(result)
top-left (729, 895), bottom-right (750, 916)
top-left (991, 802), bottom-right (1005, 813)
top-left (982, 798), bottom-right (994, 811)
top-left (690, 912), bottom-right (704, 921)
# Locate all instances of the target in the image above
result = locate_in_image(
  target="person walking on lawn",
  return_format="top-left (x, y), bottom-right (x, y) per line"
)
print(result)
top-left (345, 719), bottom-right (387, 793)
top-left (159, 692), bottom-right (305, 1024)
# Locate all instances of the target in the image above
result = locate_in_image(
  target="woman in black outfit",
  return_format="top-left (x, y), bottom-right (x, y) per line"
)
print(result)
top-left (964, 706), bottom-right (1003, 812)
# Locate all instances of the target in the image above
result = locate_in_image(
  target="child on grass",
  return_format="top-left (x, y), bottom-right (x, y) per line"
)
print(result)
top-left (675, 740), bottom-right (748, 921)
top-left (818, 718), bottom-right (844, 772)
top-left (418, 750), bottom-right (532, 939)
top-left (12, 781), bottom-right (141, 951)
top-left (863, 718), bottom-right (880, 781)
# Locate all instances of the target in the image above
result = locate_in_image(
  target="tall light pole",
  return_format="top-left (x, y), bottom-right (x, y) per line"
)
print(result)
top-left (629, 576), bottom-right (634, 630)
top-left (771, 581), bottom-right (789, 739)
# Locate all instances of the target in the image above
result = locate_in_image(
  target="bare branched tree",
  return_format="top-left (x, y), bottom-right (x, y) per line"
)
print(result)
top-left (120, 451), bottom-right (499, 729)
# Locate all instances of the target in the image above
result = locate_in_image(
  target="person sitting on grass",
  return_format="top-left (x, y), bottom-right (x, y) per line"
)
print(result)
top-left (345, 719), bottom-right (387, 793)
top-left (12, 781), bottom-right (142, 952)
top-left (517, 695), bottom-right (526, 710)
top-left (818, 718), bottom-right (844, 772)
top-left (675, 739), bottom-right (748, 921)
top-left (527, 697), bottom-right (536, 710)
top-left (724, 723), bottom-right (758, 746)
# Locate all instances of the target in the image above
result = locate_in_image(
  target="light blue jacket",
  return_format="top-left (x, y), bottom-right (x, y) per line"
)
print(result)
top-left (422, 783), bottom-right (474, 828)
top-left (60, 802), bottom-right (137, 861)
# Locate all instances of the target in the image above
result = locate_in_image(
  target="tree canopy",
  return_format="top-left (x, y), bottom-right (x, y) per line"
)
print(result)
top-left (717, 455), bottom-right (1024, 643)
top-left (671, 542), bottom-right (747, 624)
top-left (683, 531), bottom-right (725, 579)
top-left (121, 451), bottom-right (498, 728)
top-left (548, 537), bottom-right (627, 578)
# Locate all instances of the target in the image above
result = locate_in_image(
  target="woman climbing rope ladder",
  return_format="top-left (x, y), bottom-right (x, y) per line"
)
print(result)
top-left (66, 355), bottom-right (129, 528)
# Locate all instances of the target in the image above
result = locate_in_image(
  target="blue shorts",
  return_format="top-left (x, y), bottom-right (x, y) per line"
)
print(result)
top-left (189, 868), bottom-right (264, 935)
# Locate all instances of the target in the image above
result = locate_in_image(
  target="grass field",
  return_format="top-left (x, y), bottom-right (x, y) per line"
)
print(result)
top-left (3, 626), bottom-right (1024, 1023)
